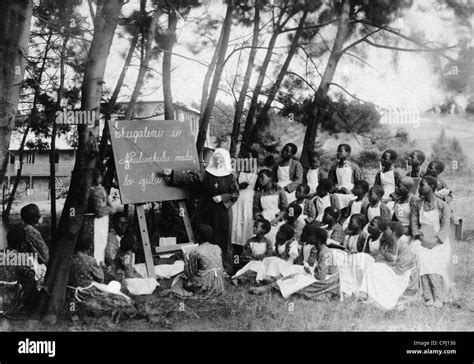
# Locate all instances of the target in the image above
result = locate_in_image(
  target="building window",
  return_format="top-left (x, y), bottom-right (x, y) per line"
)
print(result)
top-left (55, 151), bottom-right (59, 164)
top-left (25, 152), bottom-right (35, 164)
top-left (9, 154), bottom-right (15, 164)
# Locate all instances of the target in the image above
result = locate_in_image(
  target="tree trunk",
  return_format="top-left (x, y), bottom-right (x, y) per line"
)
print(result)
top-left (239, 24), bottom-right (282, 155)
top-left (300, 0), bottom-right (350, 167)
top-left (99, 29), bottom-right (139, 191)
top-left (249, 9), bottom-right (309, 146)
top-left (124, 10), bottom-right (160, 120)
top-left (229, 0), bottom-right (261, 158)
top-left (50, 35), bottom-right (69, 240)
top-left (163, 7), bottom-right (178, 120)
top-left (0, 0), bottom-right (33, 183)
top-left (196, 3), bottom-right (234, 156)
top-left (41, 0), bottom-right (123, 324)
top-left (200, 23), bottom-right (223, 116)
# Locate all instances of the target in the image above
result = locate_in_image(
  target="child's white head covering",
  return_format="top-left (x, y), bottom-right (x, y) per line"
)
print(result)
top-left (206, 148), bottom-right (233, 177)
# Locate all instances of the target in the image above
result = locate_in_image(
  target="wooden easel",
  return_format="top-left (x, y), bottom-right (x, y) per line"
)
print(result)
top-left (135, 200), bottom-right (194, 279)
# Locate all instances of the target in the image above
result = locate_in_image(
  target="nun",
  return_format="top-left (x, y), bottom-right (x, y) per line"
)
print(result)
top-left (163, 148), bottom-right (239, 271)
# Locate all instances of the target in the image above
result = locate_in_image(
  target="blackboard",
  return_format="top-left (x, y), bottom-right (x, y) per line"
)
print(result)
top-left (108, 119), bottom-right (199, 204)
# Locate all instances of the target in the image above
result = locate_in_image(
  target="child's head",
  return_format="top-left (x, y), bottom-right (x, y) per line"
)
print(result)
top-left (309, 151), bottom-right (320, 169)
top-left (380, 221), bottom-right (404, 249)
top-left (195, 224), bottom-right (213, 244)
top-left (284, 203), bottom-right (302, 223)
top-left (316, 179), bottom-right (333, 197)
top-left (253, 218), bottom-right (271, 236)
top-left (418, 176), bottom-right (438, 196)
top-left (367, 216), bottom-right (388, 238)
top-left (112, 212), bottom-right (129, 236)
top-left (7, 228), bottom-right (26, 251)
top-left (120, 232), bottom-right (137, 252)
top-left (295, 184), bottom-right (310, 200)
top-left (381, 150), bottom-right (397, 169)
top-left (368, 185), bottom-right (384, 204)
top-left (275, 224), bottom-right (295, 246)
top-left (396, 177), bottom-right (414, 197)
top-left (352, 180), bottom-right (369, 198)
top-left (257, 169), bottom-right (273, 189)
top-left (408, 150), bottom-right (425, 167)
top-left (262, 155), bottom-right (276, 170)
top-left (20, 204), bottom-right (41, 225)
top-left (336, 144), bottom-right (351, 161)
top-left (281, 143), bottom-right (297, 161)
top-left (348, 213), bottom-right (367, 233)
top-left (322, 206), bottom-right (340, 226)
top-left (301, 224), bottom-right (327, 247)
top-left (426, 160), bottom-right (444, 177)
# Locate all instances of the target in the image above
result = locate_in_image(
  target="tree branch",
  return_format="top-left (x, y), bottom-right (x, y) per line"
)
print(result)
top-left (341, 26), bottom-right (386, 54)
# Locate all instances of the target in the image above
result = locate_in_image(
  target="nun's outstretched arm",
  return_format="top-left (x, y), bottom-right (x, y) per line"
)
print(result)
top-left (162, 168), bottom-right (204, 187)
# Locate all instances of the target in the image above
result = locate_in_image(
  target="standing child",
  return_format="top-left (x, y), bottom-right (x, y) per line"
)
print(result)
top-left (321, 206), bottom-right (345, 246)
top-left (373, 150), bottom-right (403, 211)
top-left (393, 177), bottom-right (418, 236)
top-left (253, 169), bottom-right (288, 249)
top-left (363, 185), bottom-right (392, 225)
top-left (340, 180), bottom-right (370, 230)
top-left (231, 149), bottom-right (259, 254)
top-left (425, 160), bottom-right (453, 204)
top-left (406, 150), bottom-right (426, 195)
top-left (90, 169), bottom-right (113, 265)
top-left (304, 151), bottom-right (328, 198)
top-left (273, 143), bottom-right (303, 204)
top-left (294, 184), bottom-right (316, 223)
top-left (328, 144), bottom-right (364, 195)
top-left (314, 179), bottom-right (340, 222)
top-left (105, 212), bottom-right (129, 267)
top-left (343, 213), bottom-right (368, 254)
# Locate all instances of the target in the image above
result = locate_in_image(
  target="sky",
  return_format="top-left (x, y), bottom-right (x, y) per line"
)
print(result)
top-left (98, 0), bottom-right (471, 114)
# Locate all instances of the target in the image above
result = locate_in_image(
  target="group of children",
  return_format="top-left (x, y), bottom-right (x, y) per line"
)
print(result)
top-left (229, 143), bottom-right (455, 309)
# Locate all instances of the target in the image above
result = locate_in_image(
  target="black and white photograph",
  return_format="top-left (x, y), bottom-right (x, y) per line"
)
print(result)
top-left (0, 0), bottom-right (473, 360)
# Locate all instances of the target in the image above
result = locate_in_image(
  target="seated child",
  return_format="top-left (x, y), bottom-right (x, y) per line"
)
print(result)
top-left (294, 184), bottom-right (316, 223)
top-left (105, 212), bottom-right (129, 267)
top-left (282, 203), bottom-right (304, 242)
top-left (425, 160), bottom-right (453, 204)
top-left (111, 233), bottom-right (143, 281)
top-left (343, 213), bottom-right (368, 254)
top-left (340, 180), bottom-right (370, 230)
top-left (362, 185), bottom-right (392, 224)
top-left (182, 224), bottom-right (225, 298)
top-left (20, 204), bottom-right (49, 265)
top-left (305, 151), bottom-right (328, 198)
top-left (240, 219), bottom-right (273, 266)
top-left (328, 144), bottom-right (364, 194)
top-left (362, 216), bottom-right (389, 258)
top-left (274, 224), bottom-right (299, 264)
top-left (321, 206), bottom-right (345, 246)
top-left (314, 179), bottom-right (340, 222)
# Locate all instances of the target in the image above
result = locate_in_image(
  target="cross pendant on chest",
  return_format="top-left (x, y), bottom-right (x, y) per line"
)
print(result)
top-left (214, 182), bottom-right (219, 189)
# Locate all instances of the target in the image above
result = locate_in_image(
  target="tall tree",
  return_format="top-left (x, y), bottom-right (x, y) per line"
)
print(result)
top-left (196, 2), bottom-right (234, 156)
top-left (0, 0), bottom-right (33, 183)
top-left (41, 0), bottom-right (123, 324)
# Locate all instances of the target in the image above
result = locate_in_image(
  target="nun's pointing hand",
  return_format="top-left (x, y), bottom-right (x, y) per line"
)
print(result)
top-left (163, 169), bottom-right (173, 176)
top-left (213, 195), bottom-right (222, 203)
